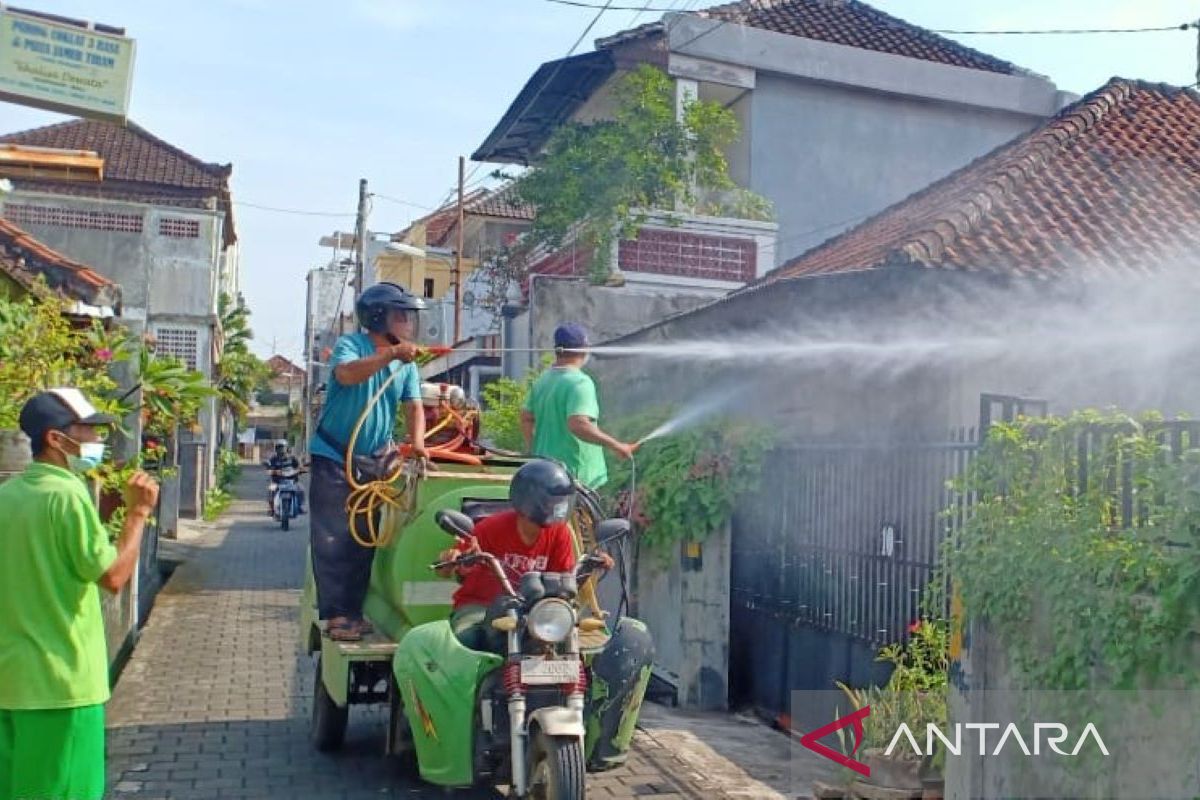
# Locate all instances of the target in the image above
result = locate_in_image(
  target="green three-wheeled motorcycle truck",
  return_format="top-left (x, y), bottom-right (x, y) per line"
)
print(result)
top-left (299, 447), bottom-right (654, 800)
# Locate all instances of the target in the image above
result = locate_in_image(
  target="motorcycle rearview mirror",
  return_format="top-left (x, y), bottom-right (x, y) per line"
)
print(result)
top-left (596, 518), bottom-right (632, 546)
top-left (435, 509), bottom-right (476, 540)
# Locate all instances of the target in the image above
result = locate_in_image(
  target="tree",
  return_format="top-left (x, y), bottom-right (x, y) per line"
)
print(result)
top-left (507, 65), bottom-right (772, 284)
top-left (216, 293), bottom-right (270, 421)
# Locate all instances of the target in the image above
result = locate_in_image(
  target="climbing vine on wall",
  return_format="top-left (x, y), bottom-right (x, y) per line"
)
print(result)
top-left (602, 409), bottom-right (772, 554)
top-left (941, 410), bottom-right (1200, 691)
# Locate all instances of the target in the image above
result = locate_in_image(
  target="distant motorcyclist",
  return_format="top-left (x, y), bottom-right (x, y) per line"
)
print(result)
top-left (265, 441), bottom-right (304, 515)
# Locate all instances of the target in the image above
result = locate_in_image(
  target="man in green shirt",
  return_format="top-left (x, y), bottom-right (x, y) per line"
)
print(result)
top-left (0, 388), bottom-right (159, 800)
top-left (521, 323), bottom-right (635, 488)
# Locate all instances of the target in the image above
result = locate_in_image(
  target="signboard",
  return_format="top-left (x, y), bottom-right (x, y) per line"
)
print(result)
top-left (0, 8), bottom-right (134, 122)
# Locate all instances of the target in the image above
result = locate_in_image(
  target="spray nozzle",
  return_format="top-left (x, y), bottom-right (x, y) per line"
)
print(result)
top-left (423, 346), bottom-right (453, 358)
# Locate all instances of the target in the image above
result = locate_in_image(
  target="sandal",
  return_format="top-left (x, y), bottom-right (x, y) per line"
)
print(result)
top-left (326, 617), bottom-right (362, 642)
top-left (356, 619), bottom-right (374, 636)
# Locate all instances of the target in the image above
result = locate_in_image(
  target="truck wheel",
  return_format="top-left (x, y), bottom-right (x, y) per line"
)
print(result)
top-left (311, 655), bottom-right (347, 752)
top-left (529, 732), bottom-right (584, 800)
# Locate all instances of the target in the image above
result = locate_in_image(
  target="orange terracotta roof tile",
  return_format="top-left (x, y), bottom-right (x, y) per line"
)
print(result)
top-left (400, 184), bottom-right (533, 247)
top-left (764, 79), bottom-right (1200, 283)
top-left (0, 216), bottom-right (120, 309)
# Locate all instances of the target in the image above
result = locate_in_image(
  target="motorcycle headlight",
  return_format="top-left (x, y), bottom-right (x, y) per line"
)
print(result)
top-left (527, 598), bottom-right (575, 643)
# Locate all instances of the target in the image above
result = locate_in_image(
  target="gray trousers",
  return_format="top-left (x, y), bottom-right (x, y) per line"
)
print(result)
top-left (309, 455), bottom-right (375, 620)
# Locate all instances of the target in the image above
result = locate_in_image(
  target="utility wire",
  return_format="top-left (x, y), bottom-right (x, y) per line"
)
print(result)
top-left (369, 192), bottom-right (435, 211)
top-left (933, 23), bottom-right (1195, 35)
top-left (543, 0), bottom-right (1197, 36)
top-left (544, 0), bottom-right (674, 11)
top-left (234, 200), bottom-right (354, 217)
top-left (482, 0), bottom-right (614, 164)
top-left (429, 0), bottom-right (616, 216)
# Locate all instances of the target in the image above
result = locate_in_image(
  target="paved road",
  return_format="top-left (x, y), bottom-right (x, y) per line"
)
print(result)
top-left (105, 466), bottom-right (705, 799)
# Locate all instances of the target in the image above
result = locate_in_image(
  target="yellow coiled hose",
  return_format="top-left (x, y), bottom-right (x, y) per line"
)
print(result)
top-left (343, 369), bottom-right (419, 548)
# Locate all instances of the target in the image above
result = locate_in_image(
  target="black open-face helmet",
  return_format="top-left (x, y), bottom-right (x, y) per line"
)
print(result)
top-left (510, 459), bottom-right (576, 526)
top-left (355, 282), bottom-right (426, 334)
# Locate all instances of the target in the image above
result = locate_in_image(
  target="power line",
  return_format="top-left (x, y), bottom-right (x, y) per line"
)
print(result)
top-left (544, 0), bottom-right (674, 10)
top-left (932, 23), bottom-right (1195, 35)
top-left (234, 200), bottom-right (354, 218)
top-left (542, 0), bottom-right (1197, 36)
top-left (481, 0), bottom-right (614, 167)
top-left (434, 0), bottom-right (615, 214)
top-left (369, 192), bottom-right (435, 211)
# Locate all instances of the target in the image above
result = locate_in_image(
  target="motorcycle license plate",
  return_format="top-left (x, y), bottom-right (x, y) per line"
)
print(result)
top-left (520, 657), bottom-right (579, 685)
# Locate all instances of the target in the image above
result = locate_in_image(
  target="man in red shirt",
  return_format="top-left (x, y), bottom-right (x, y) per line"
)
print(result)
top-left (440, 460), bottom-right (581, 651)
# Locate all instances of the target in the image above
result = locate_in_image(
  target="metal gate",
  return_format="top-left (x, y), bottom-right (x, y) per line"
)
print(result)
top-left (728, 394), bottom-right (1044, 721)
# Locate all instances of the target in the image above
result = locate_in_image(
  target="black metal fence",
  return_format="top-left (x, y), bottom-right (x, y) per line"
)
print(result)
top-left (728, 400), bottom-right (1200, 719)
top-left (732, 430), bottom-right (977, 649)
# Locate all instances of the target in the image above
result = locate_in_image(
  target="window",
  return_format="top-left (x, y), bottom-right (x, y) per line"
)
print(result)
top-left (154, 327), bottom-right (199, 371)
top-left (3, 203), bottom-right (143, 233)
top-left (423, 278), bottom-right (436, 298)
top-left (159, 217), bottom-right (200, 238)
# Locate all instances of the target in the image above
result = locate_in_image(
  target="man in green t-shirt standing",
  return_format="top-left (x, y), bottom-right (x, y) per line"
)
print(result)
top-left (521, 323), bottom-right (636, 488)
top-left (0, 388), bottom-right (159, 800)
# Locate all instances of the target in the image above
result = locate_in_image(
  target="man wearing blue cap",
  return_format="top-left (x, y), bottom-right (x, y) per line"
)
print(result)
top-left (521, 322), bottom-right (635, 488)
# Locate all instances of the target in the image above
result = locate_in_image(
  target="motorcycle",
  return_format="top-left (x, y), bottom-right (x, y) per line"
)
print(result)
top-left (265, 463), bottom-right (305, 531)
top-left (391, 508), bottom-right (649, 800)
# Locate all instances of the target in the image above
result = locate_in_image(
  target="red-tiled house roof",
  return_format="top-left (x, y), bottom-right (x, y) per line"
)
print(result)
top-left (401, 184), bottom-right (534, 247)
top-left (478, 0), bottom-right (1031, 164)
top-left (0, 217), bottom-right (120, 310)
top-left (765, 79), bottom-right (1200, 282)
top-left (266, 354), bottom-right (305, 381)
top-left (0, 119), bottom-right (236, 244)
top-left (599, 0), bottom-right (1023, 76)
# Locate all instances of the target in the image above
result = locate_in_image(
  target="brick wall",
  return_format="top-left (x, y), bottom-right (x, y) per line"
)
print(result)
top-left (527, 227), bottom-right (757, 287)
top-left (618, 228), bottom-right (756, 282)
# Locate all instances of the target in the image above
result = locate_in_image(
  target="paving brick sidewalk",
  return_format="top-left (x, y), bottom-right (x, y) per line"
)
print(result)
top-left (105, 467), bottom-right (715, 800)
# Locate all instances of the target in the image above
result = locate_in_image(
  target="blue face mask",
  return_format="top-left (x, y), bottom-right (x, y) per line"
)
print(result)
top-left (56, 434), bottom-right (106, 474)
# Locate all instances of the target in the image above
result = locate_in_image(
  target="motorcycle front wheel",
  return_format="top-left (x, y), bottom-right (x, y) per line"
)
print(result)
top-left (280, 498), bottom-right (290, 531)
top-left (528, 732), bottom-right (585, 800)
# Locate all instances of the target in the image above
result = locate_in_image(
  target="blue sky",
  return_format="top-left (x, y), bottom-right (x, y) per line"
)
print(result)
top-left (3, 0), bottom-right (1197, 362)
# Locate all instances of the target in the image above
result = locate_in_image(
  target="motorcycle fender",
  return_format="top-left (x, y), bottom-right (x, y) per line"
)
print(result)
top-left (526, 706), bottom-right (585, 739)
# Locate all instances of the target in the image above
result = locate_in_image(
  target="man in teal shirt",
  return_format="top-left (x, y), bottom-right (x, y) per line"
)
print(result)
top-left (521, 323), bottom-right (635, 488)
top-left (309, 282), bottom-right (428, 641)
top-left (0, 388), bottom-right (158, 800)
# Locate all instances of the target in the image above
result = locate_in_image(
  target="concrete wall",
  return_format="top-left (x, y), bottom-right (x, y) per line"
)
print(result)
top-left (2, 191), bottom-right (224, 317)
top-left (1, 191), bottom-right (229, 492)
top-left (663, 14), bottom-right (1069, 265)
top-left (747, 76), bottom-right (1048, 262)
top-left (517, 276), bottom-right (727, 377)
top-left (634, 523), bottom-right (733, 711)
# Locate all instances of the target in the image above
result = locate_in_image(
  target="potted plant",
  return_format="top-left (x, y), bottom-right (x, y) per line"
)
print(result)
top-left (835, 620), bottom-right (949, 795)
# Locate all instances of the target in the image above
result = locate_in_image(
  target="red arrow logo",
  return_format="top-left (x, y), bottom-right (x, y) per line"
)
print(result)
top-left (799, 706), bottom-right (871, 777)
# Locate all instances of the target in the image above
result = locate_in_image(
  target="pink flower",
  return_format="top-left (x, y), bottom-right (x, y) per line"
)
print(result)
top-left (908, 620), bottom-right (922, 634)
top-left (95, 348), bottom-right (113, 362)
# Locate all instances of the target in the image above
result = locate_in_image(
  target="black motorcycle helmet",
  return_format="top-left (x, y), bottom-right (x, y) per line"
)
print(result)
top-left (355, 282), bottom-right (426, 334)
top-left (510, 459), bottom-right (576, 526)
